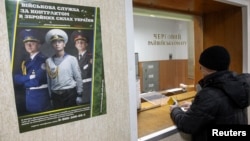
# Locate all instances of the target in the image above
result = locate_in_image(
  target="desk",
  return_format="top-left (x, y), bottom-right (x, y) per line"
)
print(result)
top-left (137, 91), bottom-right (196, 138)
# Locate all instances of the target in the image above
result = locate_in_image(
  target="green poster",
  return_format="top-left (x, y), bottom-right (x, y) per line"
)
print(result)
top-left (5, 0), bottom-right (106, 133)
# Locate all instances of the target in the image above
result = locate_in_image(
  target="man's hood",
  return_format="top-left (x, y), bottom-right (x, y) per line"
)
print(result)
top-left (200, 71), bottom-right (249, 109)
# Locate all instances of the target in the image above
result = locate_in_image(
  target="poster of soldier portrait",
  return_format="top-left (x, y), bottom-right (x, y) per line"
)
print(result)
top-left (5, 0), bottom-right (106, 133)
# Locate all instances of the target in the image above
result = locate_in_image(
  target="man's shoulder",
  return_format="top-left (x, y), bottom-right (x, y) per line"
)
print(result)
top-left (36, 53), bottom-right (47, 60)
top-left (236, 73), bottom-right (250, 103)
top-left (197, 87), bottom-right (224, 100)
top-left (65, 54), bottom-right (79, 63)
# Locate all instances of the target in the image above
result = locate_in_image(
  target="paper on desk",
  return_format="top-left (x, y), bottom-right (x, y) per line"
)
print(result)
top-left (167, 97), bottom-right (177, 105)
top-left (140, 91), bottom-right (168, 106)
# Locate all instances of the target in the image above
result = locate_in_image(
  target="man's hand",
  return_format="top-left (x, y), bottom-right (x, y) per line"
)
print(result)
top-left (169, 98), bottom-right (178, 111)
top-left (76, 96), bottom-right (83, 105)
top-left (180, 101), bottom-right (192, 111)
top-left (29, 74), bottom-right (36, 79)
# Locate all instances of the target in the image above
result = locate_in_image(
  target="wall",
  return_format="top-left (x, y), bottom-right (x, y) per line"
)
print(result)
top-left (0, 0), bottom-right (137, 141)
top-left (138, 60), bottom-right (190, 92)
top-left (203, 7), bottom-right (243, 73)
top-left (133, 14), bottom-right (192, 62)
top-left (134, 10), bottom-right (195, 92)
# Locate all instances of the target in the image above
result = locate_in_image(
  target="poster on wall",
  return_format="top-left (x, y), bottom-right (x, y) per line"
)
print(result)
top-left (5, 0), bottom-right (106, 133)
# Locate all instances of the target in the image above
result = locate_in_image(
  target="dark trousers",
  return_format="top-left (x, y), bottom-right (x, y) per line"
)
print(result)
top-left (51, 88), bottom-right (77, 109)
top-left (82, 82), bottom-right (92, 104)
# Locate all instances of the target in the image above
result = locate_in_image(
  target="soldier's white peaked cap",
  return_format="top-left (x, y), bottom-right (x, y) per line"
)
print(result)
top-left (45, 29), bottom-right (68, 44)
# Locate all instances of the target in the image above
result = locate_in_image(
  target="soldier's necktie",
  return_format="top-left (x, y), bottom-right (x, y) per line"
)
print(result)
top-left (79, 54), bottom-right (83, 60)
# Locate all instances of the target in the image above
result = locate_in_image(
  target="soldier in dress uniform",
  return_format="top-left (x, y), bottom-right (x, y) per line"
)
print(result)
top-left (71, 30), bottom-right (93, 104)
top-left (45, 29), bottom-right (83, 109)
top-left (14, 29), bottom-right (52, 114)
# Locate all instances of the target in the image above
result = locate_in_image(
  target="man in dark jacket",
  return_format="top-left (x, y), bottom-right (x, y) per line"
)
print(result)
top-left (170, 45), bottom-right (249, 141)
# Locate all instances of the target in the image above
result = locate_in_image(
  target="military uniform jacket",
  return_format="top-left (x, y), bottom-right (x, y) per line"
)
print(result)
top-left (46, 54), bottom-right (83, 94)
top-left (78, 51), bottom-right (92, 80)
top-left (14, 52), bottom-right (47, 87)
top-left (14, 52), bottom-right (51, 113)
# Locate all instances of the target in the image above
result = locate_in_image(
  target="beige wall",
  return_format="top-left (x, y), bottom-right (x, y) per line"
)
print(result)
top-left (0, 0), bottom-right (137, 141)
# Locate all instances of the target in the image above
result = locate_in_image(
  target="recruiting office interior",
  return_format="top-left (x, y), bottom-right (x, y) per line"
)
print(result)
top-left (134, 8), bottom-right (196, 139)
top-left (133, 0), bottom-right (246, 140)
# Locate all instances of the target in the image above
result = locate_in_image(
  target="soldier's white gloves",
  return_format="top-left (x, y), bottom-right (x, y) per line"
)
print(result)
top-left (29, 74), bottom-right (36, 79)
top-left (76, 96), bottom-right (83, 105)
